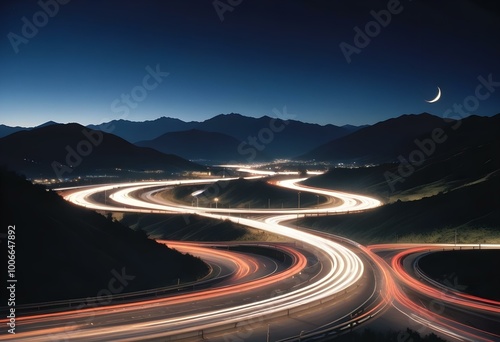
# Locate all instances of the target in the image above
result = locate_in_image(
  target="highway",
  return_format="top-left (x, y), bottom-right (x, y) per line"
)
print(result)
top-left (2, 172), bottom-right (499, 341)
top-left (1, 175), bottom-right (384, 341)
top-left (366, 244), bottom-right (500, 342)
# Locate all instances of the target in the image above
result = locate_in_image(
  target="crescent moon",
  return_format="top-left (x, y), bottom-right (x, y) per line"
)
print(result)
top-left (425, 87), bottom-right (441, 103)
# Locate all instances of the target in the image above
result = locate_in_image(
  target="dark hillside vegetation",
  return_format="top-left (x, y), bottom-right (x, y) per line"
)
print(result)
top-left (0, 168), bottom-right (208, 304)
top-left (304, 114), bottom-right (500, 202)
top-left (0, 123), bottom-right (203, 179)
top-left (298, 173), bottom-right (500, 244)
top-left (418, 250), bottom-right (500, 301)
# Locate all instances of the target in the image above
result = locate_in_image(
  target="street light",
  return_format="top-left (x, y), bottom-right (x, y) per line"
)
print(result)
top-left (297, 191), bottom-right (301, 209)
top-left (214, 197), bottom-right (219, 209)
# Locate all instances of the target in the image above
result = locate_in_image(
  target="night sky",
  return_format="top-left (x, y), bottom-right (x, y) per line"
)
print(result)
top-left (1, 0), bottom-right (499, 127)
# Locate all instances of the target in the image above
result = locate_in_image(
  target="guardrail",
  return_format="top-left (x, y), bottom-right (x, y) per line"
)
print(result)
top-left (138, 277), bottom-right (368, 342)
top-left (162, 226), bottom-right (385, 341)
top-left (188, 238), bottom-right (383, 341)
top-left (272, 228), bottom-right (389, 342)
top-left (276, 301), bottom-right (387, 342)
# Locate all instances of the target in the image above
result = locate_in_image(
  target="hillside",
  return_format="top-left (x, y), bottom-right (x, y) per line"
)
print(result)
top-left (0, 168), bottom-right (208, 304)
top-left (87, 117), bottom-right (195, 143)
top-left (0, 121), bottom-right (59, 138)
top-left (298, 114), bottom-right (500, 244)
top-left (197, 113), bottom-right (354, 158)
top-left (300, 113), bottom-right (453, 163)
top-left (304, 114), bottom-right (500, 201)
top-left (0, 123), bottom-right (204, 179)
top-left (419, 250), bottom-right (500, 301)
top-left (297, 173), bottom-right (500, 245)
top-left (120, 213), bottom-right (250, 241)
top-left (136, 129), bottom-right (269, 162)
top-left (0, 124), bottom-right (25, 138)
top-left (3, 113), bottom-right (365, 162)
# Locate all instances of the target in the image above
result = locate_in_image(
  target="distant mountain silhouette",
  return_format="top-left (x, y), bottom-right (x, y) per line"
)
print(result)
top-left (0, 123), bottom-right (203, 179)
top-left (87, 116), bottom-right (195, 143)
top-left (300, 113), bottom-right (454, 163)
top-left (304, 114), bottom-right (500, 199)
top-left (0, 124), bottom-right (26, 138)
top-left (0, 121), bottom-right (60, 138)
top-left (136, 129), bottom-right (269, 162)
top-left (342, 124), bottom-right (369, 133)
top-left (298, 114), bottom-right (500, 246)
top-left (36, 120), bottom-right (59, 128)
top-left (2, 114), bottom-right (364, 159)
top-left (85, 113), bottom-right (361, 159)
top-left (193, 113), bottom-right (354, 158)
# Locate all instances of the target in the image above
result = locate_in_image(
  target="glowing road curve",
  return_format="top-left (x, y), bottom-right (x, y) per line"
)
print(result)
top-left (3, 177), bottom-right (382, 341)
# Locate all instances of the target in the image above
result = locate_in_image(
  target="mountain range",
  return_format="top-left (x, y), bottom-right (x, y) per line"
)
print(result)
top-left (0, 113), bottom-right (498, 178)
top-left (1, 114), bottom-right (363, 159)
top-left (296, 114), bottom-right (500, 246)
top-left (135, 129), bottom-right (269, 162)
top-left (304, 114), bottom-right (500, 200)
top-left (89, 113), bottom-right (361, 159)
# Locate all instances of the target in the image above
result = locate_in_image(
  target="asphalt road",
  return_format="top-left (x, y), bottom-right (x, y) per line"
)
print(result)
top-left (1, 175), bottom-right (382, 341)
top-left (3, 172), bottom-right (498, 341)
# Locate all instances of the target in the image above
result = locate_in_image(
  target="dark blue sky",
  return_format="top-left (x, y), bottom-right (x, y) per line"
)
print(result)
top-left (1, 0), bottom-right (499, 127)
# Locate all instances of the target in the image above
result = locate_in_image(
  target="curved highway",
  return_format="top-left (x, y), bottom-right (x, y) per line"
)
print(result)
top-left (1, 176), bottom-right (383, 341)
top-left (2, 173), bottom-right (497, 341)
top-left (368, 244), bottom-right (500, 342)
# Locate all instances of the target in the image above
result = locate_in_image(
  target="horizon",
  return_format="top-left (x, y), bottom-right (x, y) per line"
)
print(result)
top-left (2, 110), bottom-right (499, 130)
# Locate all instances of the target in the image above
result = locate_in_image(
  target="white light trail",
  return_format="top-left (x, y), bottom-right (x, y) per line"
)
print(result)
top-left (46, 176), bottom-right (381, 340)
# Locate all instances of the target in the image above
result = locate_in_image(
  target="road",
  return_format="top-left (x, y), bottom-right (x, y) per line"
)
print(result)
top-left (365, 244), bottom-right (500, 342)
top-left (1, 176), bottom-right (384, 341)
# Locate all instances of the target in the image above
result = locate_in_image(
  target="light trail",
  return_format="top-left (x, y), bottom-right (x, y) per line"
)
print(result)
top-left (2, 176), bottom-right (378, 341)
top-left (9, 173), bottom-right (496, 341)
top-left (392, 246), bottom-right (500, 313)
top-left (368, 244), bottom-right (500, 342)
